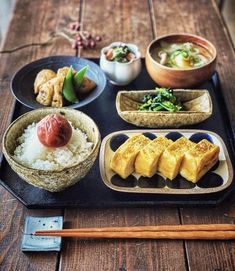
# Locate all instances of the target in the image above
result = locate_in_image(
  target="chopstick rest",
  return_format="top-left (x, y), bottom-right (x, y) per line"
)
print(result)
top-left (22, 216), bottom-right (63, 252)
top-left (34, 224), bottom-right (235, 240)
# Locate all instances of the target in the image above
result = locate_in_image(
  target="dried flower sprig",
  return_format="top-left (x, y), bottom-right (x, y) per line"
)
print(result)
top-left (0, 21), bottom-right (102, 54)
top-left (68, 21), bottom-right (102, 50)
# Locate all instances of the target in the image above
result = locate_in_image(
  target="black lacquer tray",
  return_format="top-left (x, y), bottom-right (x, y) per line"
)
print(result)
top-left (0, 58), bottom-right (234, 208)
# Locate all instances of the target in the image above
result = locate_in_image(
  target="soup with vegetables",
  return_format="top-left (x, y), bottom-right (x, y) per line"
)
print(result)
top-left (155, 41), bottom-right (212, 69)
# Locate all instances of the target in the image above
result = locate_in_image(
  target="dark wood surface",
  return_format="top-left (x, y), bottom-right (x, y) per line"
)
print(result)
top-left (0, 0), bottom-right (234, 270)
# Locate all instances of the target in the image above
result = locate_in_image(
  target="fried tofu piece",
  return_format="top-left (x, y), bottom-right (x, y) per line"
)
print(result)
top-left (34, 69), bottom-right (56, 94)
top-left (36, 79), bottom-right (55, 106)
top-left (79, 77), bottom-right (96, 94)
top-left (51, 77), bottom-right (64, 108)
top-left (110, 134), bottom-right (151, 179)
top-left (135, 136), bottom-right (173, 177)
top-left (180, 139), bottom-right (220, 183)
top-left (57, 66), bottom-right (76, 78)
top-left (158, 137), bottom-right (196, 180)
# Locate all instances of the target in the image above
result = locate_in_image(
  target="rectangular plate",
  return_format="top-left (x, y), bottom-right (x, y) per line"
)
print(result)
top-left (100, 129), bottom-right (233, 194)
top-left (21, 216), bottom-right (63, 251)
top-left (0, 59), bottom-right (235, 207)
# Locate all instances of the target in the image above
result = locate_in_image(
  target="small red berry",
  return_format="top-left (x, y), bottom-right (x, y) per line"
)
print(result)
top-left (89, 40), bottom-right (96, 48)
top-left (69, 22), bottom-right (77, 30)
top-left (77, 40), bottom-right (82, 46)
top-left (71, 41), bottom-right (78, 50)
top-left (96, 36), bottom-right (102, 42)
top-left (75, 22), bottom-right (80, 31)
top-left (76, 35), bottom-right (82, 41)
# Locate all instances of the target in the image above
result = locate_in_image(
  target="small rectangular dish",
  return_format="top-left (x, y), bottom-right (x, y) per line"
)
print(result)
top-left (21, 216), bottom-right (63, 251)
top-left (99, 129), bottom-right (233, 195)
top-left (116, 89), bottom-right (212, 128)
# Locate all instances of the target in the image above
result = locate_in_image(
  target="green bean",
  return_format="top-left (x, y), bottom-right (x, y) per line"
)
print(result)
top-left (74, 65), bottom-right (89, 89)
top-left (62, 66), bottom-right (79, 103)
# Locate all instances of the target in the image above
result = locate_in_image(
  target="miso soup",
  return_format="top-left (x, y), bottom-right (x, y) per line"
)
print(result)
top-left (154, 41), bottom-right (212, 69)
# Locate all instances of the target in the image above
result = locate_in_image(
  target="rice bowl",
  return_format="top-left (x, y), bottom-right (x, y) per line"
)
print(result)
top-left (2, 108), bottom-right (100, 192)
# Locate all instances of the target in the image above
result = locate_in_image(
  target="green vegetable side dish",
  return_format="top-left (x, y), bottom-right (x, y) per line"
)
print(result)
top-left (62, 65), bottom-right (88, 104)
top-left (74, 65), bottom-right (89, 89)
top-left (105, 45), bottom-right (136, 63)
top-left (157, 42), bottom-right (209, 69)
top-left (139, 88), bottom-right (182, 112)
top-left (62, 66), bottom-right (78, 103)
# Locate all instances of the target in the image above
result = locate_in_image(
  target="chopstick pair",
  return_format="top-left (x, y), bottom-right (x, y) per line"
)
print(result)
top-left (34, 224), bottom-right (235, 240)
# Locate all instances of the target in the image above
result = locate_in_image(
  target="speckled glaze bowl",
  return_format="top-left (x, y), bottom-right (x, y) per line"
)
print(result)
top-left (146, 33), bottom-right (217, 88)
top-left (2, 108), bottom-right (100, 192)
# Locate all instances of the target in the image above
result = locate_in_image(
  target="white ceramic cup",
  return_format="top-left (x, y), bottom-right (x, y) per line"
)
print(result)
top-left (100, 42), bottom-right (141, 86)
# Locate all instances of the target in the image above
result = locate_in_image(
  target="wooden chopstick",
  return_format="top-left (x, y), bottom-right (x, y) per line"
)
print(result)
top-left (35, 224), bottom-right (235, 233)
top-left (34, 224), bottom-right (235, 240)
top-left (34, 231), bottom-right (235, 240)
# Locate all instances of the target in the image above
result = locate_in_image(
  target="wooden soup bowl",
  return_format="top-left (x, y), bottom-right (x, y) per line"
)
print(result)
top-left (145, 33), bottom-right (217, 88)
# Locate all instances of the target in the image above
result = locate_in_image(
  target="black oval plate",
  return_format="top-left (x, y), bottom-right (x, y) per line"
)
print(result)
top-left (11, 56), bottom-right (107, 109)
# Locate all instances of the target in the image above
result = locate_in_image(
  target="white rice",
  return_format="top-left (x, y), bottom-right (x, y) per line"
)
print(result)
top-left (13, 122), bottom-right (93, 170)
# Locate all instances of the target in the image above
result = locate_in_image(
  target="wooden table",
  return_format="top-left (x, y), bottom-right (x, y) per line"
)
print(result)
top-left (0, 1), bottom-right (235, 270)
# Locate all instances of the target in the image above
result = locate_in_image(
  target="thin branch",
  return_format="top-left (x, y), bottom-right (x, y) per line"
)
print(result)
top-left (0, 31), bottom-right (73, 54)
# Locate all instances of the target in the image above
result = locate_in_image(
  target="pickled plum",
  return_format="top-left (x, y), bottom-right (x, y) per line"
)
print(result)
top-left (37, 114), bottom-right (72, 148)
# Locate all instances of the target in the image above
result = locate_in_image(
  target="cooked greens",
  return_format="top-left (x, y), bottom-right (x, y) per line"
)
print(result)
top-left (139, 88), bottom-right (182, 112)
